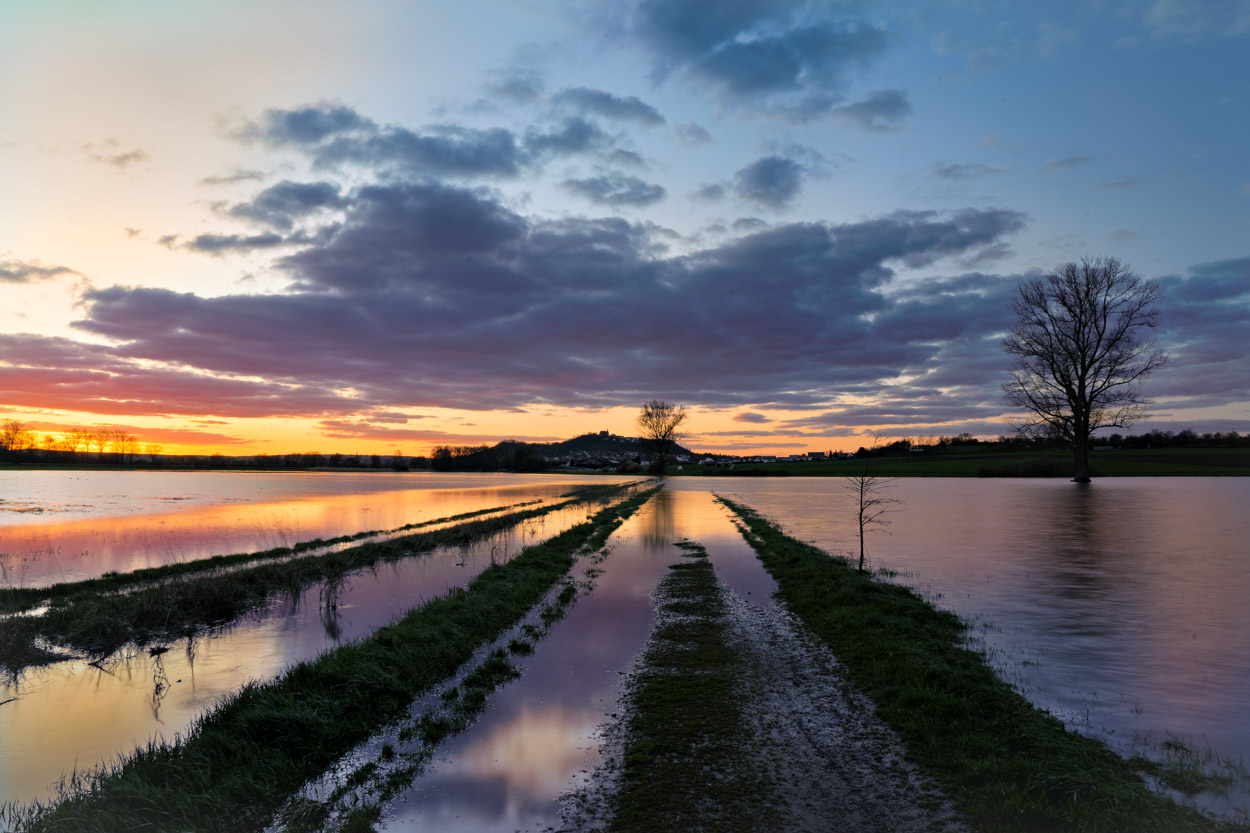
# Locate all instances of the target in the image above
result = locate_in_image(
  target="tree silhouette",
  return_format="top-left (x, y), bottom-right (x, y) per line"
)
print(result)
top-left (636, 399), bottom-right (688, 478)
top-left (1003, 257), bottom-right (1167, 483)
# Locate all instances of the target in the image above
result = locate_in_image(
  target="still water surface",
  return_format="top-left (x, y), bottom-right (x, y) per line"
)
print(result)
top-left (0, 471), bottom-right (635, 586)
top-left (1, 472), bottom-right (1246, 820)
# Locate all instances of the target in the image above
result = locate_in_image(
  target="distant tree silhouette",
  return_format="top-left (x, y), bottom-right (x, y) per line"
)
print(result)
top-left (1, 419), bottom-right (32, 463)
top-left (636, 400), bottom-right (688, 478)
top-left (1003, 257), bottom-right (1167, 483)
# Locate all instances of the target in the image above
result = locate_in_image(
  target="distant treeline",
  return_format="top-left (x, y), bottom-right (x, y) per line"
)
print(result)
top-left (3, 426), bottom-right (1246, 469)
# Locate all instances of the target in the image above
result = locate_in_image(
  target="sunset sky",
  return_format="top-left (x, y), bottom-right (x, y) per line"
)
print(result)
top-left (2, 0), bottom-right (1248, 456)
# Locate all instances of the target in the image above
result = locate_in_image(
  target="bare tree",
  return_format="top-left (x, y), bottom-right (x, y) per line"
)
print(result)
top-left (843, 431), bottom-right (900, 572)
top-left (1, 419), bottom-right (33, 462)
top-left (1002, 257), bottom-right (1168, 483)
top-left (62, 428), bottom-right (91, 461)
top-left (636, 399), bottom-right (688, 478)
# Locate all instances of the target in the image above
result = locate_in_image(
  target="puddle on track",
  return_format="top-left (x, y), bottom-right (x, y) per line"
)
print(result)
top-left (0, 502), bottom-right (600, 812)
top-left (369, 489), bottom-right (777, 832)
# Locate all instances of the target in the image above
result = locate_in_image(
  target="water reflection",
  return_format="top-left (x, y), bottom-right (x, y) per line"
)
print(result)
top-left (381, 491), bottom-right (776, 830)
top-left (668, 476), bottom-right (1250, 815)
top-left (0, 473), bottom-right (637, 587)
top-left (0, 502), bottom-right (592, 810)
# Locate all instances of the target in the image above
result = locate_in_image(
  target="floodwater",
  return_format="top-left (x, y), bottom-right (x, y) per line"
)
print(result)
top-left (669, 476), bottom-right (1250, 816)
top-left (0, 482), bottom-right (623, 812)
top-left (372, 489), bottom-right (775, 831)
top-left (1, 472), bottom-right (1247, 821)
top-left (0, 471), bottom-right (637, 586)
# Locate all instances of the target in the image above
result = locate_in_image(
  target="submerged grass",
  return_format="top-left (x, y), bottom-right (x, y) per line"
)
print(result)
top-left (610, 541), bottom-right (779, 833)
top-left (1, 486), bottom-right (634, 674)
top-left (8, 487), bottom-right (658, 833)
top-left (717, 496), bottom-right (1246, 833)
top-left (1, 499), bottom-right (555, 615)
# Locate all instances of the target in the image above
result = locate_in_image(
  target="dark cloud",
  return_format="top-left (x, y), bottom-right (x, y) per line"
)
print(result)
top-left (235, 104), bottom-right (641, 184)
top-left (522, 117), bottom-right (610, 159)
top-left (226, 180), bottom-right (345, 231)
top-left (68, 184), bottom-right (1031, 416)
top-left (733, 155), bottom-right (806, 210)
top-left (733, 412), bottom-right (772, 423)
top-left (0, 333), bottom-right (354, 419)
top-left (185, 233), bottom-right (288, 255)
top-left (247, 103), bottom-right (375, 145)
top-left (0, 259), bottom-right (76, 283)
top-left (553, 87), bottom-right (666, 125)
top-left (832, 89), bottom-right (912, 132)
top-left (562, 174), bottom-right (667, 207)
top-left (486, 67), bottom-right (546, 102)
top-left (691, 183), bottom-right (727, 202)
top-left (318, 124), bottom-right (526, 177)
top-left (605, 0), bottom-right (893, 122)
top-left (674, 122), bottom-right (714, 145)
top-left (607, 149), bottom-right (646, 167)
top-left (1151, 257), bottom-right (1250, 405)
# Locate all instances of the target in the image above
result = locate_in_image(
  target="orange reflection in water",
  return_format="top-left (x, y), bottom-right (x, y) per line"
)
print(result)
top-left (0, 476), bottom-right (623, 587)
top-left (0, 501), bottom-right (594, 810)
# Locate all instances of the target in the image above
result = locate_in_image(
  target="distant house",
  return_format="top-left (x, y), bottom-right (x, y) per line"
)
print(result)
top-left (806, 451), bottom-right (826, 460)
top-left (757, 455), bottom-right (777, 463)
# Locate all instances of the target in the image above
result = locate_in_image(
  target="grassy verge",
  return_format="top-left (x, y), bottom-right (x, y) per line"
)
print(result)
top-left (8, 487), bottom-right (658, 833)
top-left (1, 486), bottom-right (633, 674)
top-left (609, 540), bottom-right (779, 833)
top-left (717, 496), bottom-right (1247, 833)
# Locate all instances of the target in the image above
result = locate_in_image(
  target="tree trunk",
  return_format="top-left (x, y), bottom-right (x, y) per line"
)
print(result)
top-left (1072, 435), bottom-right (1091, 483)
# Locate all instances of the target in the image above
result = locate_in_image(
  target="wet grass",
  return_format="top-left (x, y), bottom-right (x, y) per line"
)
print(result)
top-left (718, 496), bottom-right (1248, 833)
top-left (6, 487), bottom-right (659, 833)
top-left (1, 487), bottom-right (633, 675)
top-left (610, 541), bottom-right (780, 833)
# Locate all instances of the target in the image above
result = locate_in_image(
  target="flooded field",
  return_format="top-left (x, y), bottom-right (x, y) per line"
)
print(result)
top-left (670, 476), bottom-right (1250, 817)
top-left (0, 498), bottom-right (603, 811)
top-left (0, 471), bottom-right (638, 586)
top-left (1, 471), bottom-right (1247, 823)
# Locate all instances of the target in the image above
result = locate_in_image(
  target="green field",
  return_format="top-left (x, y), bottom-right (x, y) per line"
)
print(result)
top-left (677, 446), bottom-right (1250, 478)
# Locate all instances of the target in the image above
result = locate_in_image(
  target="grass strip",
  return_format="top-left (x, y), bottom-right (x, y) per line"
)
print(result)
top-left (610, 541), bottom-right (780, 833)
top-left (10, 486), bottom-right (658, 833)
top-left (717, 496), bottom-right (1246, 833)
top-left (2, 485), bottom-right (634, 674)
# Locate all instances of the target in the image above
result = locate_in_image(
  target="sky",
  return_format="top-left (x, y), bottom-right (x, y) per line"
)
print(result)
top-left (1, 0), bottom-right (1248, 457)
